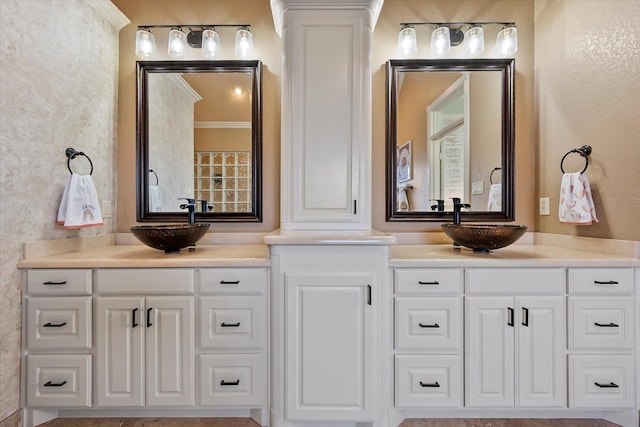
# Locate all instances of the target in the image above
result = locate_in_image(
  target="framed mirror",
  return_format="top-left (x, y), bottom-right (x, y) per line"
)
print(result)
top-left (137, 60), bottom-right (262, 222)
top-left (386, 58), bottom-right (515, 222)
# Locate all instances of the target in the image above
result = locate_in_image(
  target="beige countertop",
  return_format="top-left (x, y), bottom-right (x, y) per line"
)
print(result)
top-left (17, 244), bottom-right (270, 269)
top-left (391, 244), bottom-right (640, 268)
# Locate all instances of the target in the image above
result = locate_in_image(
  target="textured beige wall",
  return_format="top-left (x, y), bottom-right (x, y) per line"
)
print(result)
top-left (535, 0), bottom-right (640, 241)
top-left (0, 0), bottom-right (120, 421)
top-left (113, 0), bottom-right (282, 232)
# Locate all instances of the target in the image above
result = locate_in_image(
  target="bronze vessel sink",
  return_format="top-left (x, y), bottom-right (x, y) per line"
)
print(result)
top-left (131, 224), bottom-right (210, 253)
top-left (441, 224), bottom-right (527, 252)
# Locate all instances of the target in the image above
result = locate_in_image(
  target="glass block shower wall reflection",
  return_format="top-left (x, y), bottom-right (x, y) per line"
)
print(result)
top-left (194, 151), bottom-right (252, 212)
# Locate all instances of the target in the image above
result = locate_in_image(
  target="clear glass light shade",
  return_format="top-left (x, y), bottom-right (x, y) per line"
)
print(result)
top-left (397, 26), bottom-right (417, 57)
top-left (465, 25), bottom-right (485, 57)
top-left (234, 27), bottom-right (253, 58)
top-left (430, 26), bottom-right (451, 57)
top-left (135, 28), bottom-right (156, 58)
top-left (168, 28), bottom-right (187, 58)
top-left (201, 29), bottom-right (220, 58)
top-left (496, 25), bottom-right (518, 56)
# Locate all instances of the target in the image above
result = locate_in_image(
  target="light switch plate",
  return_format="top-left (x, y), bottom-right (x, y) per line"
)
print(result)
top-left (102, 200), bottom-right (112, 218)
top-left (539, 197), bottom-right (550, 216)
top-left (472, 181), bottom-right (484, 195)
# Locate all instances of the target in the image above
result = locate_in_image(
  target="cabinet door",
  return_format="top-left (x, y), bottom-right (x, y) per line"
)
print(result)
top-left (146, 296), bottom-right (194, 407)
top-left (517, 296), bottom-right (566, 407)
top-left (465, 296), bottom-right (515, 407)
top-left (285, 273), bottom-right (373, 420)
top-left (95, 297), bottom-right (145, 407)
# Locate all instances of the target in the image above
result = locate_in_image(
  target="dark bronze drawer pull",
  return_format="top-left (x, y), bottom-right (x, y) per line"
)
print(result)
top-left (221, 322), bottom-right (240, 327)
top-left (594, 322), bottom-right (619, 328)
top-left (419, 323), bottom-right (440, 328)
top-left (132, 308), bottom-right (139, 328)
top-left (419, 381), bottom-right (440, 388)
top-left (147, 308), bottom-right (153, 327)
top-left (594, 280), bottom-right (619, 285)
top-left (418, 281), bottom-right (439, 285)
top-left (43, 322), bottom-right (67, 328)
top-left (44, 380), bottom-right (67, 387)
top-left (220, 379), bottom-right (240, 386)
top-left (507, 307), bottom-right (514, 327)
top-left (220, 280), bottom-right (240, 285)
top-left (43, 281), bottom-right (67, 285)
top-left (595, 382), bottom-right (619, 388)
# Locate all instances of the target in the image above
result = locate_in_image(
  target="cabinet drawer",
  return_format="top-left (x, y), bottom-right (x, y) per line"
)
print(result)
top-left (199, 268), bottom-right (267, 295)
top-left (199, 354), bottom-right (266, 406)
top-left (395, 297), bottom-right (462, 350)
top-left (26, 355), bottom-right (91, 407)
top-left (199, 296), bottom-right (266, 350)
top-left (465, 268), bottom-right (565, 294)
top-left (95, 269), bottom-right (194, 294)
top-left (395, 355), bottom-right (462, 408)
top-left (569, 355), bottom-right (635, 408)
top-left (27, 297), bottom-right (91, 350)
top-left (569, 297), bottom-right (634, 349)
top-left (394, 269), bottom-right (462, 295)
top-left (568, 268), bottom-right (634, 294)
top-left (27, 269), bottom-right (91, 295)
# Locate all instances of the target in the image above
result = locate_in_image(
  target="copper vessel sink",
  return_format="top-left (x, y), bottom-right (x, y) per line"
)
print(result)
top-left (131, 224), bottom-right (210, 253)
top-left (441, 224), bottom-right (527, 252)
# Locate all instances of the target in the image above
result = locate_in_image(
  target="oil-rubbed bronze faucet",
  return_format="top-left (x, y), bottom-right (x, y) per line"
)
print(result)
top-left (451, 197), bottom-right (470, 225)
top-left (179, 198), bottom-right (196, 224)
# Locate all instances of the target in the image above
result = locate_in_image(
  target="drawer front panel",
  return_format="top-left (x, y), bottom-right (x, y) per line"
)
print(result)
top-left (394, 269), bottom-right (463, 295)
top-left (199, 268), bottom-right (267, 295)
top-left (569, 297), bottom-right (634, 349)
top-left (395, 355), bottom-right (462, 408)
top-left (199, 296), bottom-right (265, 350)
top-left (568, 268), bottom-right (634, 294)
top-left (27, 269), bottom-right (91, 295)
top-left (27, 297), bottom-right (91, 350)
top-left (95, 269), bottom-right (194, 294)
top-left (395, 297), bottom-right (462, 350)
top-left (26, 355), bottom-right (91, 407)
top-left (569, 355), bottom-right (635, 408)
top-left (199, 354), bottom-right (266, 406)
top-left (466, 268), bottom-right (565, 294)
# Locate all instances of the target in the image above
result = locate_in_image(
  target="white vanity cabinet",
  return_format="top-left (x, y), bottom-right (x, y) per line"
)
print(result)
top-left (94, 269), bottom-right (195, 407)
top-left (393, 268), bottom-right (463, 408)
top-left (25, 269), bottom-right (93, 408)
top-left (464, 269), bottom-right (566, 408)
top-left (269, 243), bottom-right (388, 426)
top-left (567, 268), bottom-right (636, 409)
top-left (197, 268), bottom-right (268, 414)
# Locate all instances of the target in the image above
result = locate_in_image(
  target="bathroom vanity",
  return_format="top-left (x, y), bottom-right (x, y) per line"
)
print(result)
top-left (17, 236), bottom-right (640, 427)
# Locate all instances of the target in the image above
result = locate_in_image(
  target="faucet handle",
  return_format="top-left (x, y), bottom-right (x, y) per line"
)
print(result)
top-left (429, 199), bottom-right (445, 211)
top-left (178, 198), bottom-right (196, 210)
top-left (199, 200), bottom-right (213, 212)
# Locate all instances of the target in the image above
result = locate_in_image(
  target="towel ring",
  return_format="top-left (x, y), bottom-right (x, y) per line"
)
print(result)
top-left (560, 145), bottom-right (592, 174)
top-left (149, 169), bottom-right (159, 185)
top-left (490, 167), bottom-right (502, 184)
top-left (65, 147), bottom-right (93, 175)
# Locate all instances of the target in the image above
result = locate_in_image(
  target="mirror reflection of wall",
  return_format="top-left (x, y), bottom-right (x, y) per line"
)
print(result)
top-left (395, 69), bottom-right (501, 212)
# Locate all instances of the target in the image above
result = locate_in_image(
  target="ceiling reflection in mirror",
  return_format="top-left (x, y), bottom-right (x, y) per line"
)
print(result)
top-left (137, 60), bottom-right (262, 222)
top-left (386, 59), bottom-right (514, 222)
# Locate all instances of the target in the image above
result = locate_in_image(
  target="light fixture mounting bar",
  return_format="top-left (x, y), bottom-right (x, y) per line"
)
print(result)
top-left (137, 24), bottom-right (250, 29)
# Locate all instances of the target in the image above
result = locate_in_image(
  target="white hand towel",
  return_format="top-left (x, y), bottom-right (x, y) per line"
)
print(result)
top-left (487, 183), bottom-right (502, 211)
top-left (559, 172), bottom-right (598, 225)
top-left (149, 185), bottom-right (163, 212)
top-left (57, 174), bottom-right (104, 229)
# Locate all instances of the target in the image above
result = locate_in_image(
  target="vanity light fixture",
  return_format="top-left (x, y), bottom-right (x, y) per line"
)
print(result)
top-left (397, 22), bottom-right (517, 58)
top-left (135, 24), bottom-right (253, 59)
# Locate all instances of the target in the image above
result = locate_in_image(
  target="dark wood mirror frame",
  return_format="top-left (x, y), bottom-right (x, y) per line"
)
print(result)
top-left (136, 60), bottom-right (262, 222)
top-left (386, 58), bottom-right (515, 222)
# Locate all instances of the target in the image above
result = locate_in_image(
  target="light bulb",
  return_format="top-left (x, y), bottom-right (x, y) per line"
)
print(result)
top-left (201, 28), bottom-right (220, 58)
top-left (135, 28), bottom-right (156, 58)
top-left (430, 26), bottom-right (451, 57)
top-left (235, 27), bottom-right (253, 58)
top-left (168, 27), bottom-right (187, 58)
top-left (465, 25), bottom-right (485, 57)
top-left (496, 25), bottom-right (518, 56)
top-left (397, 26), bottom-right (417, 57)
